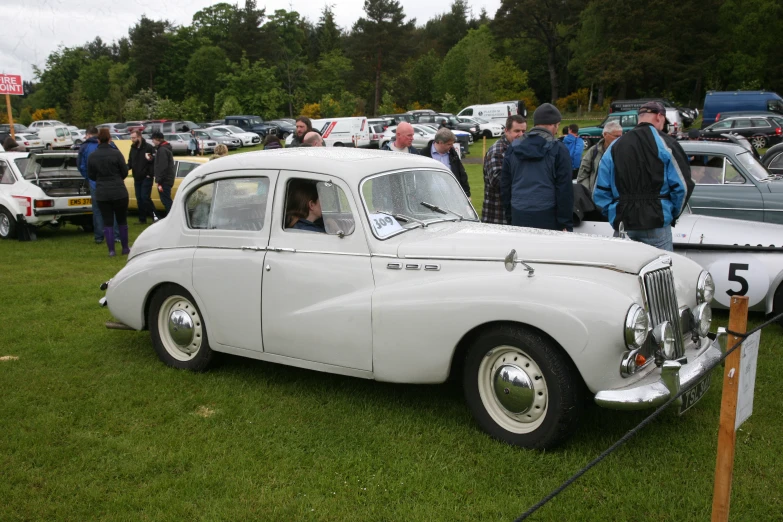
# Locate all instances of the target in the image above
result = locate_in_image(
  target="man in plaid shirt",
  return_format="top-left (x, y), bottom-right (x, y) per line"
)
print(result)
top-left (482, 115), bottom-right (527, 224)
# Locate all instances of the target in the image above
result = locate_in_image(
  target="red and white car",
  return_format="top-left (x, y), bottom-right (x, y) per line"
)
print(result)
top-left (0, 151), bottom-right (93, 240)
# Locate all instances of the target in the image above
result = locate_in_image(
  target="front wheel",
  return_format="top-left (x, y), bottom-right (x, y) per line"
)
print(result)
top-left (580, 136), bottom-right (592, 149)
top-left (483, 130), bottom-right (493, 138)
top-left (463, 325), bottom-right (585, 449)
top-left (0, 208), bottom-right (17, 239)
top-left (148, 284), bottom-right (215, 371)
top-left (751, 135), bottom-right (767, 150)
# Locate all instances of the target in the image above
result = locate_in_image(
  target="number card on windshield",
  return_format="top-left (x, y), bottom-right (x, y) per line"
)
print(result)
top-left (368, 213), bottom-right (404, 238)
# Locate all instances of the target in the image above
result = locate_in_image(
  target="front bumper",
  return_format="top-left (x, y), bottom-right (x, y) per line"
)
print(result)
top-left (594, 332), bottom-right (723, 410)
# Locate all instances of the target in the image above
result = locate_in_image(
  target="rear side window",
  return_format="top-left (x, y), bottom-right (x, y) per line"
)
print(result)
top-left (751, 119), bottom-right (771, 128)
top-left (186, 177), bottom-right (269, 231)
top-left (176, 161), bottom-right (199, 178)
top-left (0, 161), bottom-right (14, 184)
top-left (733, 119), bottom-right (752, 128)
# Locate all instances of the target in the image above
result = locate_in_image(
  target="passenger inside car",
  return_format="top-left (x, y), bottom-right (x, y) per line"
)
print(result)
top-left (285, 179), bottom-right (325, 233)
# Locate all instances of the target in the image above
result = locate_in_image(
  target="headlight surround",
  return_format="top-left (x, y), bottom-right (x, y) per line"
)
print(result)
top-left (653, 321), bottom-right (676, 359)
top-left (693, 302), bottom-right (712, 337)
top-left (624, 304), bottom-right (649, 349)
top-left (697, 271), bottom-right (715, 304)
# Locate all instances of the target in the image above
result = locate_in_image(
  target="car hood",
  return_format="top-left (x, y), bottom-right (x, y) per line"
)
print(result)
top-left (395, 222), bottom-right (662, 274)
top-left (579, 125), bottom-right (602, 136)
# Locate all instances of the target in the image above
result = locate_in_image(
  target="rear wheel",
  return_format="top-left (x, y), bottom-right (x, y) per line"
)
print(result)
top-left (463, 324), bottom-right (585, 449)
top-left (751, 135), bottom-right (767, 150)
top-left (580, 136), bottom-right (592, 149)
top-left (333, 142), bottom-right (344, 147)
top-left (772, 283), bottom-right (783, 327)
top-left (148, 284), bottom-right (215, 371)
top-left (0, 208), bottom-right (17, 239)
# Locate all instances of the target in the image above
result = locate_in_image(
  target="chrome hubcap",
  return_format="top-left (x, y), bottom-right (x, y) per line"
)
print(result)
top-left (493, 364), bottom-right (535, 414)
top-left (168, 309), bottom-right (194, 347)
top-left (752, 137), bottom-right (765, 149)
top-left (478, 346), bottom-right (549, 433)
top-left (158, 296), bottom-right (203, 360)
top-left (0, 214), bottom-right (9, 237)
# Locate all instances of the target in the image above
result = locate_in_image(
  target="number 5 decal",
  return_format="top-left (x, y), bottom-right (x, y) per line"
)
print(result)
top-left (726, 263), bottom-right (749, 297)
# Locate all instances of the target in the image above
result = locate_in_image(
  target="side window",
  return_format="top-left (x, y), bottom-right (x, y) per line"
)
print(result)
top-left (176, 161), bottom-right (199, 178)
top-left (186, 177), bottom-right (269, 231)
top-left (0, 161), bottom-right (14, 184)
top-left (733, 119), bottom-right (752, 129)
top-left (463, 108), bottom-right (473, 116)
top-left (283, 178), bottom-right (354, 236)
top-left (751, 118), bottom-right (770, 128)
top-left (56, 128), bottom-right (65, 137)
top-left (689, 155), bottom-right (725, 185)
top-left (724, 160), bottom-right (746, 184)
top-left (711, 120), bottom-right (732, 130)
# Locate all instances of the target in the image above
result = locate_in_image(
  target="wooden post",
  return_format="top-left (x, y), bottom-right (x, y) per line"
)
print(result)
top-left (711, 295), bottom-right (749, 522)
top-left (482, 136), bottom-right (487, 159)
top-left (5, 94), bottom-right (15, 140)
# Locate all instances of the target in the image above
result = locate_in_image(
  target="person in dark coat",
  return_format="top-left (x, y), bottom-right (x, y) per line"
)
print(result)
top-left (500, 103), bottom-right (573, 231)
top-left (150, 131), bottom-right (175, 214)
top-left (78, 126), bottom-right (119, 243)
top-left (127, 130), bottom-right (156, 224)
top-left (87, 128), bottom-right (130, 256)
top-left (420, 128), bottom-right (470, 197)
top-left (2, 136), bottom-right (26, 152)
top-left (263, 134), bottom-right (282, 150)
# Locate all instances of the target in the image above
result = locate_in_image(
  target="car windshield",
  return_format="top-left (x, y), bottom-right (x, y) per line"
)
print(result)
top-left (736, 150), bottom-right (770, 181)
top-left (225, 126), bottom-right (244, 133)
top-left (248, 118), bottom-right (263, 125)
top-left (361, 169), bottom-right (478, 239)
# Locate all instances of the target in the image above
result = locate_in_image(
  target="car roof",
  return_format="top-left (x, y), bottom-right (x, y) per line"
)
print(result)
top-left (179, 148), bottom-right (449, 190)
top-left (679, 140), bottom-right (748, 154)
top-left (607, 110), bottom-right (637, 116)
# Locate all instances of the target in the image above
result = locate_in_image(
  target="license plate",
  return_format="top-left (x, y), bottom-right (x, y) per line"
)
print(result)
top-left (68, 198), bottom-right (91, 206)
top-left (679, 372), bottom-right (712, 415)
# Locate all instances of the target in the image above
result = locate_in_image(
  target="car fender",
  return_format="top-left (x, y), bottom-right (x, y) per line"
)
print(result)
top-left (370, 264), bottom-right (639, 392)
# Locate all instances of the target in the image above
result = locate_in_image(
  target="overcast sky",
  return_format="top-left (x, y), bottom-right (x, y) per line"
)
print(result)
top-left (1, 0), bottom-right (501, 81)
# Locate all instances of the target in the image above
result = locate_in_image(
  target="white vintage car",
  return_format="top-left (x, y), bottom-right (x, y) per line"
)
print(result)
top-left (101, 148), bottom-right (722, 449)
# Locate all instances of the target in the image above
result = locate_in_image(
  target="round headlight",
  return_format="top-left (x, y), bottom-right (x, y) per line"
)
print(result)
top-left (693, 302), bottom-right (712, 337)
top-left (652, 321), bottom-right (676, 359)
top-left (625, 304), bottom-right (649, 349)
top-left (697, 271), bottom-right (715, 304)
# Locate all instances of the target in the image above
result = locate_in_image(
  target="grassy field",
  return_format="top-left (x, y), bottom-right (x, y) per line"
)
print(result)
top-left (1, 155), bottom-right (782, 521)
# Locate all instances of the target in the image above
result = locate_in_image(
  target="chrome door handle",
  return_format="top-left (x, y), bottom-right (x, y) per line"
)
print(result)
top-left (241, 246), bottom-right (264, 251)
top-left (269, 246), bottom-right (296, 253)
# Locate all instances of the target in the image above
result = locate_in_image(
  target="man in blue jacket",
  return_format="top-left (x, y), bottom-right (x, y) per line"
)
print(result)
top-left (593, 101), bottom-right (694, 251)
top-left (77, 127), bottom-right (118, 243)
top-left (562, 123), bottom-right (583, 178)
top-left (500, 103), bottom-right (573, 231)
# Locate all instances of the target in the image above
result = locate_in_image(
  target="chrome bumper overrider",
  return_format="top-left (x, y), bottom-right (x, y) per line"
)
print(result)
top-left (594, 332), bottom-right (723, 410)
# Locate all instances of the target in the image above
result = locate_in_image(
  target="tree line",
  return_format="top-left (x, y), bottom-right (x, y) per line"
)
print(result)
top-left (5, 0), bottom-right (782, 128)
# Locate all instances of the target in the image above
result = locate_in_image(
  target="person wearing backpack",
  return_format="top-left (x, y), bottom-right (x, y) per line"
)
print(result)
top-left (576, 121), bottom-right (623, 192)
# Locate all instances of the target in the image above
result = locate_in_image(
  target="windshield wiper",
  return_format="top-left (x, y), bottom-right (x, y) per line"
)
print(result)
top-left (375, 210), bottom-right (427, 227)
top-left (420, 201), bottom-right (463, 221)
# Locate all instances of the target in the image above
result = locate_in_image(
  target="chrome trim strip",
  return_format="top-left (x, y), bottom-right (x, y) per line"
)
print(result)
top-left (402, 254), bottom-right (619, 270)
top-left (424, 264), bottom-right (441, 271)
top-left (690, 206), bottom-right (765, 211)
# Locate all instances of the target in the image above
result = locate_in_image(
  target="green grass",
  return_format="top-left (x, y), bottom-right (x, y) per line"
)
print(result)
top-left (1, 181), bottom-right (782, 521)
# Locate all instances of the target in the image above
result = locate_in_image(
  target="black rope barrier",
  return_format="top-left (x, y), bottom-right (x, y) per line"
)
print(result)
top-left (514, 312), bottom-right (783, 522)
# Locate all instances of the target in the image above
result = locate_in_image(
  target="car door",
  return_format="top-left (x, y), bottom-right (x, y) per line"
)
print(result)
top-left (261, 171), bottom-right (374, 371)
top-left (703, 120), bottom-right (732, 139)
top-left (689, 153), bottom-right (765, 222)
top-left (191, 172), bottom-right (275, 352)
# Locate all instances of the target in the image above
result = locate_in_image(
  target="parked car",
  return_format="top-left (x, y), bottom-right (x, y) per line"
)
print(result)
top-left (36, 125), bottom-right (74, 149)
top-left (0, 123), bottom-right (31, 135)
top-left (368, 123), bottom-right (386, 148)
top-left (266, 119), bottom-right (296, 140)
top-left (458, 116), bottom-right (504, 138)
top-left (97, 123), bottom-right (127, 134)
top-left (761, 143), bottom-right (783, 176)
top-left (124, 156), bottom-right (209, 211)
top-left (702, 90), bottom-right (783, 128)
top-left (223, 116), bottom-right (279, 138)
top-left (143, 120), bottom-right (197, 135)
top-left (715, 111), bottom-right (783, 128)
top-left (207, 125), bottom-right (261, 147)
top-left (414, 113), bottom-right (480, 140)
top-left (195, 129), bottom-right (241, 150)
top-left (684, 138), bottom-right (783, 224)
top-left (700, 116), bottom-right (782, 149)
top-left (579, 110), bottom-right (682, 148)
top-left (0, 151), bottom-right (92, 239)
top-left (28, 120), bottom-right (66, 132)
top-left (577, 204), bottom-right (783, 318)
top-left (381, 113), bottom-right (414, 125)
top-left (69, 129), bottom-right (86, 146)
top-left (100, 148), bottom-right (721, 449)
top-left (15, 133), bottom-right (45, 152)
top-left (162, 133), bottom-right (195, 155)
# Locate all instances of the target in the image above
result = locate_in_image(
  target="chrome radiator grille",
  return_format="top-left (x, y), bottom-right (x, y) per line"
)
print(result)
top-left (643, 267), bottom-right (685, 358)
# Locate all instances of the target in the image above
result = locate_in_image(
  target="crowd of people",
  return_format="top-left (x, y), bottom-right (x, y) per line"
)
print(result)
top-left (74, 99), bottom-right (694, 254)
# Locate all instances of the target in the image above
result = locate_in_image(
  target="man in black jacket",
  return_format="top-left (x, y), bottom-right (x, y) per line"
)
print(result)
top-left (420, 128), bottom-right (470, 197)
top-left (151, 131), bottom-right (175, 214)
top-left (128, 130), bottom-right (156, 223)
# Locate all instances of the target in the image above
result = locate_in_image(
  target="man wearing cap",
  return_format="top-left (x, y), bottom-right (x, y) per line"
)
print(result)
top-left (593, 101), bottom-right (693, 251)
top-left (500, 103), bottom-right (573, 231)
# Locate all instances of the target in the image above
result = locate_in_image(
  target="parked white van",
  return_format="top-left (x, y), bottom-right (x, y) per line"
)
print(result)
top-left (458, 101), bottom-right (527, 124)
top-left (36, 125), bottom-right (74, 149)
top-left (286, 117), bottom-right (370, 148)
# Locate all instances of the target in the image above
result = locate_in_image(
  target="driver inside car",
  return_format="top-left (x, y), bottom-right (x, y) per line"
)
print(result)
top-left (285, 179), bottom-right (326, 233)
